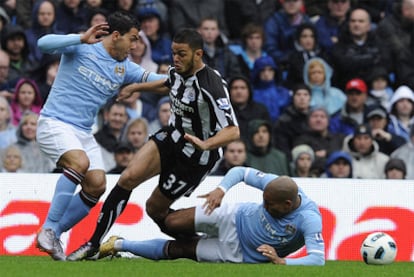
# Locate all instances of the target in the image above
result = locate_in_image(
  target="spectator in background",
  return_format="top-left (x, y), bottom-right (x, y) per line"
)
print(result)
top-left (384, 158), bottom-right (407, 180)
top-left (320, 150), bottom-right (353, 178)
top-left (224, 0), bottom-right (279, 41)
top-left (137, 6), bottom-right (172, 64)
top-left (169, 0), bottom-right (228, 37)
top-left (1, 24), bottom-right (37, 84)
top-left (148, 96), bottom-right (170, 135)
top-left (137, 0), bottom-right (169, 27)
top-left (294, 107), bottom-right (345, 176)
top-left (331, 8), bottom-right (385, 90)
top-left (390, 125), bottom-right (414, 179)
top-left (246, 119), bottom-right (290, 176)
top-left (29, 54), bottom-right (60, 103)
top-left (94, 101), bottom-right (129, 172)
top-left (14, 112), bottom-right (54, 173)
top-left (329, 78), bottom-right (369, 136)
top-left (0, 145), bottom-right (23, 172)
top-left (0, 49), bottom-right (15, 102)
top-left (25, 0), bottom-right (61, 64)
top-left (115, 0), bottom-right (138, 15)
top-left (342, 123), bottom-right (389, 179)
top-left (314, 0), bottom-right (351, 54)
top-left (107, 141), bottom-right (134, 174)
top-left (285, 23), bottom-right (326, 89)
top-left (10, 78), bottom-right (43, 126)
top-left (387, 85), bottom-right (414, 142)
top-left (366, 67), bottom-right (393, 109)
top-left (128, 30), bottom-right (162, 114)
top-left (227, 76), bottom-right (270, 143)
top-left (376, 0), bottom-right (414, 90)
top-left (273, 83), bottom-right (311, 160)
top-left (251, 56), bottom-right (291, 123)
top-left (290, 144), bottom-right (315, 177)
top-left (303, 57), bottom-right (346, 116)
top-left (365, 104), bottom-right (405, 155)
top-left (86, 8), bottom-right (108, 28)
top-left (264, 0), bottom-right (310, 66)
top-left (198, 17), bottom-right (241, 80)
top-left (211, 139), bottom-right (247, 176)
top-left (229, 23), bottom-right (268, 79)
top-left (122, 117), bottom-right (149, 152)
top-left (0, 95), bottom-right (17, 150)
top-left (55, 0), bottom-right (88, 34)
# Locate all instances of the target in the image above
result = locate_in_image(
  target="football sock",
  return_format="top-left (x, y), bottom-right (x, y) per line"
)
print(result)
top-left (55, 190), bottom-right (98, 237)
top-left (43, 170), bottom-right (83, 232)
top-left (89, 184), bottom-right (131, 247)
top-left (120, 239), bottom-right (168, 260)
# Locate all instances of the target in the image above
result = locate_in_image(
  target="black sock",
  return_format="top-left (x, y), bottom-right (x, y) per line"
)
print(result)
top-left (89, 184), bottom-right (131, 247)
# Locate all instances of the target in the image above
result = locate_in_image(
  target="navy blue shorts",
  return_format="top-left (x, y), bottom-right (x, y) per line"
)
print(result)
top-left (151, 126), bottom-right (218, 200)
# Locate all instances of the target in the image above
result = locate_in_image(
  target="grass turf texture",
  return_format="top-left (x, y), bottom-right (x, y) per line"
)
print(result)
top-left (0, 256), bottom-right (413, 277)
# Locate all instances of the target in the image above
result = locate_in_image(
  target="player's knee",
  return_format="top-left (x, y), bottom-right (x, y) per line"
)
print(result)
top-left (164, 212), bottom-right (181, 231)
top-left (145, 198), bottom-right (166, 224)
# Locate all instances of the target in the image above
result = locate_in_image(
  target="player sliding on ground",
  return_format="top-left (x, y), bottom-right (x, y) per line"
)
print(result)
top-left (98, 167), bottom-right (325, 266)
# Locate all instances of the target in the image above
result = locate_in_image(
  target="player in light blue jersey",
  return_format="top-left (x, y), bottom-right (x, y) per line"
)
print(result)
top-left (98, 166), bottom-right (325, 266)
top-left (35, 11), bottom-right (166, 261)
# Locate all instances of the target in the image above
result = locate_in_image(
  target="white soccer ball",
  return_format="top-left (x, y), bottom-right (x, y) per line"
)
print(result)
top-left (360, 232), bottom-right (397, 265)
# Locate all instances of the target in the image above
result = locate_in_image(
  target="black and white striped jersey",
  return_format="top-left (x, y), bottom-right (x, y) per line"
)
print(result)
top-left (164, 65), bottom-right (238, 165)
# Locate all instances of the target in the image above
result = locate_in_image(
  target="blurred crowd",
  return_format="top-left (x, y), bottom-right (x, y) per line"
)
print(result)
top-left (0, 0), bottom-right (412, 180)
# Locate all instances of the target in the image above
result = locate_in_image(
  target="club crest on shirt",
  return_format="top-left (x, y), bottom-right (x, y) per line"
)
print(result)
top-left (285, 224), bottom-right (296, 235)
top-left (182, 90), bottom-right (195, 103)
top-left (115, 65), bottom-right (125, 77)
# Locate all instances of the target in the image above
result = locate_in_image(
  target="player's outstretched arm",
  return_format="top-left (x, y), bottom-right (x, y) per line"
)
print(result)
top-left (198, 187), bottom-right (225, 215)
top-left (117, 79), bottom-right (168, 101)
top-left (184, 125), bottom-right (239, 151)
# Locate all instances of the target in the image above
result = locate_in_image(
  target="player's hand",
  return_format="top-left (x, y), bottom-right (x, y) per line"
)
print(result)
top-left (198, 187), bottom-right (225, 215)
top-left (184, 133), bottom-right (209, 151)
top-left (80, 23), bottom-right (109, 44)
top-left (257, 244), bottom-right (285, 265)
top-left (117, 84), bottom-right (139, 102)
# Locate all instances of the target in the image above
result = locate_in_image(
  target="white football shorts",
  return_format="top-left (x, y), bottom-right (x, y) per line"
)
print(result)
top-left (195, 202), bottom-right (243, 263)
top-left (36, 116), bottom-right (105, 171)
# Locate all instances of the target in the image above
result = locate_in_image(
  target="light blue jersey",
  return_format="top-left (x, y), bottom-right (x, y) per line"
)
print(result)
top-left (37, 34), bottom-right (165, 132)
top-left (219, 167), bottom-right (325, 265)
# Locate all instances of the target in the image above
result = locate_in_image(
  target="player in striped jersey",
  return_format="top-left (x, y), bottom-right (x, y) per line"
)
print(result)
top-left (67, 29), bottom-right (240, 261)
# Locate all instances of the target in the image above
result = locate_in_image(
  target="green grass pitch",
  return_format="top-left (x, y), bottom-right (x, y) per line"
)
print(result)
top-left (0, 256), bottom-right (413, 277)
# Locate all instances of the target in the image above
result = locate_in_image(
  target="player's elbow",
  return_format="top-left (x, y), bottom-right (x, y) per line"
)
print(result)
top-left (311, 253), bottom-right (325, 266)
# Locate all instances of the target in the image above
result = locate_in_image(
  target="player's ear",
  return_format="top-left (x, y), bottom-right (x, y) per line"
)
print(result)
top-left (194, 48), bottom-right (203, 59)
top-left (112, 30), bottom-right (120, 41)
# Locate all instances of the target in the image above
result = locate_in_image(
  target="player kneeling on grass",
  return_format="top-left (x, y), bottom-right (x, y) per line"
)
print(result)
top-left (99, 166), bottom-right (325, 265)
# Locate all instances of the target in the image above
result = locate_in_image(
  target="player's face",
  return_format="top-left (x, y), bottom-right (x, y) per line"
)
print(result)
top-left (113, 28), bottom-right (139, 61)
top-left (263, 192), bottom-right (291, 219)
top-left (172, 42), bottom-right (201, 77)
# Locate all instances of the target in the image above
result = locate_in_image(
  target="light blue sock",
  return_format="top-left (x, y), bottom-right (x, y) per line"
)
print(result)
top-left (55, 192), bottom-right (90, 238)
top-left (121, 239), bottom-right (168, 260)
top-left (43, 175), bottom-right (77, 232)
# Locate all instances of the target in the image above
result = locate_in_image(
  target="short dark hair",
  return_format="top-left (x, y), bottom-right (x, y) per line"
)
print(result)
top-left (173, 28), bottom-right (203, 51)
top-left (107, 11), bottom-right (140, 35)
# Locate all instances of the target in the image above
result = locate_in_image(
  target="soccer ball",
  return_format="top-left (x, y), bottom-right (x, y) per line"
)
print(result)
top-left (360, 232), bottom-right (397, 265)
